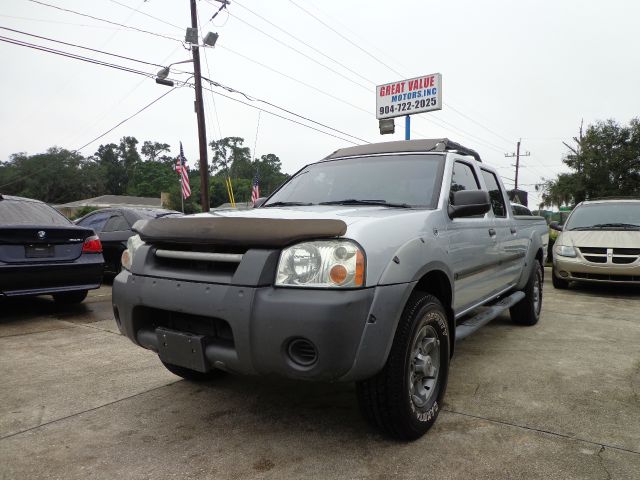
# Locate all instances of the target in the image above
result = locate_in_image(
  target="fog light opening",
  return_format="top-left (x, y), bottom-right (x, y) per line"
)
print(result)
top-left (287, 338), bottom-right (318, 367)
top-left (559, 271), bottom-right (569, 278)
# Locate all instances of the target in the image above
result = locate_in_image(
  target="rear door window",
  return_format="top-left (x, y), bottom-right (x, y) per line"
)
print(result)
top-left (0, 200), bottom-right (71, 226)
top-left (102, 215), bottom-right (130, 232)
top-left (77, 211), bottom-right (111, 232)
top-left (480, 170), bottom-right (507, 218)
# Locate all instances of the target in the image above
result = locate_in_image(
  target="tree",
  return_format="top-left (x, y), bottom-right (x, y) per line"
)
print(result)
top-left (141, 141), bottom-right (171, 163)
top-left (539, 118), bottom-right (640, 207)
top-left (0, 148), bottom-right (98, 203)
top-left (93, 143), bottom-right (126, 195)
top-left (210, 137), bottom-right (251, 176)
top-left (253, 153), bottom-right (289, 196)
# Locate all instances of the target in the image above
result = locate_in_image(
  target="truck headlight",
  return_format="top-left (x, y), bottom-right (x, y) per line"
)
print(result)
top-left (276, 240), bottom-right (365, 288)
top-left (121, 234), bottom-right (145, 271)
top-left (554, 244), bottom-right (577, 258)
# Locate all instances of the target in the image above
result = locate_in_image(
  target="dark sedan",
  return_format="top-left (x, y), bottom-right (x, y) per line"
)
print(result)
top-left (75, 207), bottom-right (180, 275)
top-left (0, 194), bottom-right (104, 304)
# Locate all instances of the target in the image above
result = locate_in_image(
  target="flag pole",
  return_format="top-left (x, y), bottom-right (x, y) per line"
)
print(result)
top-left (180, 175), bottom-right (184, 213)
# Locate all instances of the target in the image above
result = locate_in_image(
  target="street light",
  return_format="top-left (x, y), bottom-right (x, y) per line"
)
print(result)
top-left (155, 59), bottom-right (195, 86)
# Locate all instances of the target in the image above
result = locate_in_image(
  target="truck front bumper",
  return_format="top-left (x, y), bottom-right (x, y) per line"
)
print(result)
top-left (112, 271), bottom-right (414, 382)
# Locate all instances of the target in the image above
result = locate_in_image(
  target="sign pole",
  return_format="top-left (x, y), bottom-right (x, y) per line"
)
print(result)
top-left (405, 115), bottom-right (410, 140)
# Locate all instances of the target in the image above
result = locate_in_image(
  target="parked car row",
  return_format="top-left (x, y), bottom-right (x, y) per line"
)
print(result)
top-left (0, 193), bottom-right (180, 304)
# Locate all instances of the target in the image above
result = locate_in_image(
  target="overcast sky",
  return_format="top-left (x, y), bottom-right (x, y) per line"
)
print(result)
top-left (2, 0), bottom-right (639, 207)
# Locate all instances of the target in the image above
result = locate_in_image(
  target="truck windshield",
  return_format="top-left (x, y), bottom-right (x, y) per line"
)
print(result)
top-left (565, 203), bottom-right (640, 230)
top-left (264, 154), bottom-right (445, 208)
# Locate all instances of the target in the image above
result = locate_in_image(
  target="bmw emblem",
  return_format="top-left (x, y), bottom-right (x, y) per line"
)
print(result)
top-left (37, 230), bottom-right (46, 240)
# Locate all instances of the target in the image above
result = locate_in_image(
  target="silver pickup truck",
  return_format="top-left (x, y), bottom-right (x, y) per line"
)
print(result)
top-left (112, 139), bottom-right (548, 440)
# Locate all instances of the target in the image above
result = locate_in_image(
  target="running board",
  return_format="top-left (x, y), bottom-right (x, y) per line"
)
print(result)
top-left (455, 291), bottom-right (525, 342)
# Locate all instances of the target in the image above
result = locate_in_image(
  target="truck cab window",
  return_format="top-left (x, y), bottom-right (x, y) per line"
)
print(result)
top-left (481, 170), bottom-right (507, 218)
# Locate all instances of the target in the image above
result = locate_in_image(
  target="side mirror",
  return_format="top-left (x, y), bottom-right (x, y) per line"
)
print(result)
top-left (549, 221), bottom-right (563, 231)
top-left (253, 197), bottom-right (267, 208)
top-left (448, 190), bottom-right (491, 219)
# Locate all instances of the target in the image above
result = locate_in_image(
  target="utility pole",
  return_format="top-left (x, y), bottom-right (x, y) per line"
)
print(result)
top-left (505, 139), bottom-right (530, 190)
top-left (190, 0), bottom-right (210, 211)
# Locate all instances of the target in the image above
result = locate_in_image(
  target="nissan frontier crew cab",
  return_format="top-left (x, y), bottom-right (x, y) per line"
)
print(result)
top-left (113, 139), bottom-right (549, 440)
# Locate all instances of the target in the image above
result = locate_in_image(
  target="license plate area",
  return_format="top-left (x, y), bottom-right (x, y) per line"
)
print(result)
top-left (25, 244), bottom-right (54, 258)
top-left (156, 327), bottom-right (208, 372)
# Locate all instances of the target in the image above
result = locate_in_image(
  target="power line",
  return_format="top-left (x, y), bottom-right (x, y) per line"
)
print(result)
top-left (223, 10), bottom-right (371, 92)
top-left (217, 4), bottom-right (515, 153)
top-left (218, 45), bottom-right (370, 115)
top-left (199, 83), bottom-right (361, 146)
top-left (201, 78), bottom-right (369, 144)
top-left (288, 0), bottom-right (516, 149)
top-left (0, 88), bottom-right (179, 190)
top-left (63, 43), bottom-right (185, 148)
top-left (0, 26), bottom-right (167, 69)
top-left (107, 0), bottom-right (183, 30)
top-left (288, 0), bottom-right (404, 78)
top-left (232, 0), bottom-right (373, 87)
top-left (75, 88), bottom-right (178, 152)
top-left (26, 0), bottom-right (183, 43)
top-left (218, 43), bottom-right (510, 155)
top-left (0, 14), bottom-right (123, 29)
top-left (0, 35), bottom-right (159, 79)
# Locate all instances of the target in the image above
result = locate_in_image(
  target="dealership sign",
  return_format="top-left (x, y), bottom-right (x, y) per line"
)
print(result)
top-left (376, 73), bottom-right (442, 120)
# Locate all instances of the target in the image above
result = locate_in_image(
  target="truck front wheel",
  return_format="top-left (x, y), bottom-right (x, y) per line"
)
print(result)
top-left (356, 293), bottom-right (450, 440)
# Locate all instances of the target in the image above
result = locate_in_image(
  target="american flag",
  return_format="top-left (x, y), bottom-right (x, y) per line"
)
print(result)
top-left (176, 142), bottom-right (191, 199)
top-left (251, 171), bottom-right (260, 205)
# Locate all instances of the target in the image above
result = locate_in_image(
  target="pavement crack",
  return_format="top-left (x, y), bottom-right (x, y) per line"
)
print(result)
top-left (0, 325), bottom-right (77, 339)
top-left (61, 320), bottom-right (122, 337)
top-left (442, 408), bottom-right (640, 456)
top-left (596, 445), bottom-right (612, 480)
top-left (0, 381), bottom-right (180, 442)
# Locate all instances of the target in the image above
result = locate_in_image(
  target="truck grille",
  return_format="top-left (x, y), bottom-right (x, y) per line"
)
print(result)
top-left (149, 245), bottom-right (247, 284)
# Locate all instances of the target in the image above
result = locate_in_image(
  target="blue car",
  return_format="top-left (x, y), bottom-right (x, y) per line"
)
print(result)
top-left (0, 194), bottom-right (104, 304)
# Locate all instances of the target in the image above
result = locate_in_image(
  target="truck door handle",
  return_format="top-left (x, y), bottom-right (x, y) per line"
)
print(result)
top-left (510, 227), bottom-right (517, 234)
top-left (488, 228), bottom-right (496, 237)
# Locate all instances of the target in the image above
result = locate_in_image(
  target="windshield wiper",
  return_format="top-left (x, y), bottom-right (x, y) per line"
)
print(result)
top-left (319, 199), bottom-right (412, 208)
top-left (593, 223), bottom-right (640, 230)
top-left (571, 223), bottom-right (640, 230)
top-left (262, 201), bottom-right (313, 207)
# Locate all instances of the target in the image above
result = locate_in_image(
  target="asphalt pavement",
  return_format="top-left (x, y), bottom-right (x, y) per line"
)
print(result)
top-left (1, 270), bottom-right (639, 479)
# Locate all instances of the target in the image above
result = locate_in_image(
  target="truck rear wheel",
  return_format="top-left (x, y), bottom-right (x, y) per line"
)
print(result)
top-left (161, 361), bottom-right (224, 382)
top-left (510, 261), bottom-right (543, 325)
top-left (356, 293), bottom-right (450, 440)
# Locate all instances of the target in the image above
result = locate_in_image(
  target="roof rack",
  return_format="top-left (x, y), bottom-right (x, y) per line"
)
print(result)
top-left (324, 138), bottom-right (482, 162)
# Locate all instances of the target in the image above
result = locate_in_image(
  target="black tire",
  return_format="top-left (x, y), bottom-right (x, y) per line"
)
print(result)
top-left (161, 361), bottom-right (224, 382)
top-left (510, 261), bottom-right (543, 325)
top-left (356, 293), bottom-right (450, 440)
top-left (53, 290), bottom-right (88, 304)
top-left (552, 267), bottom-right (569, 289)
